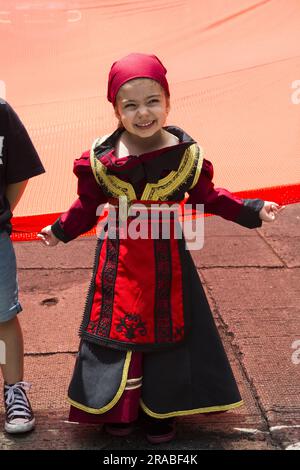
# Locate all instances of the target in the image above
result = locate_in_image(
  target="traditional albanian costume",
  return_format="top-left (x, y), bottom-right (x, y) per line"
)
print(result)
top-left (51, 54), bottom-right (264, 424)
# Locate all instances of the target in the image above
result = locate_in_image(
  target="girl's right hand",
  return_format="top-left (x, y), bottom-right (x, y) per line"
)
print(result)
top-left (37, 225), bottom-right (60, 246)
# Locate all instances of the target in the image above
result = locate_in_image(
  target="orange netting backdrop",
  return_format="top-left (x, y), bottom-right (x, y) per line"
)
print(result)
top-left (0, 0), bottom-right (299, 240)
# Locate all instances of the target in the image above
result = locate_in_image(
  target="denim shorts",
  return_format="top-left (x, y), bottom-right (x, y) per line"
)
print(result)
top-left (0, 230), bottom-right (22, 323)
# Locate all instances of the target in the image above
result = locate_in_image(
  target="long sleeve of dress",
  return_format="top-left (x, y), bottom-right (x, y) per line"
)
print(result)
top-left (51, 152), bottom-right (107, 242)
top-left (186, 159), bottom-right (264, 228)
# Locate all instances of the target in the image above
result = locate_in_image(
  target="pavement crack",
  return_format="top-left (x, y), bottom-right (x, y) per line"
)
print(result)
top-left (256, 231), bottom-right (289, 268)
top-left (19, 267), bottom-right (92, 271)
top-left (24, 351), bottom-right (77, 357)
top-left (197, 265), bottom-right (285, 269)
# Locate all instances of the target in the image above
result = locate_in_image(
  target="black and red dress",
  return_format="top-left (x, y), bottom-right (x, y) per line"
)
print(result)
top-left (52, 126), bottom-right (264, 423)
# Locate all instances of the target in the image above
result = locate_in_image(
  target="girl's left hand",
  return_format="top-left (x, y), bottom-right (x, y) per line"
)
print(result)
top-left (259, 201), bottom-right (286, 222)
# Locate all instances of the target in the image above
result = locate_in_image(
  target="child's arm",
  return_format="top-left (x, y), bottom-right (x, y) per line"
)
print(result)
top-left (38, 153), bottom-right (107, 246)
top-left (5, 180), bottom-right (28, 211)
top-left (186, 159), bottom-right (284, 228)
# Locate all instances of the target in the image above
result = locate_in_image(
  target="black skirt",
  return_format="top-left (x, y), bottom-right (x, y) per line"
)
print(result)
top-left (68, 248), bottom-right (242, 417)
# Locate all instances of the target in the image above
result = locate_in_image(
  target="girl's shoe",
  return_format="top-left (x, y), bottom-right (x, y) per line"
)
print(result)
top-left (143, 415), bottom-right (176, 444)
top-left (104, 422), bottom-right (135, 437)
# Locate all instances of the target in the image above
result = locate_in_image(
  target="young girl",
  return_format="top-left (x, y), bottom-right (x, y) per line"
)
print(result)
top-left (38, 53), bottom-right (284, 444)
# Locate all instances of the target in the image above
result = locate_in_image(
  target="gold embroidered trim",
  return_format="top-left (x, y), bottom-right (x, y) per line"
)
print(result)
top-left (90, 138), bottom-right (204, 203)
top-left (141, 143), bottom-right (203, 200)
top-left (68, 351), bottom-right (132, 414)
top-left (90, 137), bottom-right (137, 201)
top-left (189, 144), bottom-right (204, 190)
top-left (139, 399), bottom-right (244, 418)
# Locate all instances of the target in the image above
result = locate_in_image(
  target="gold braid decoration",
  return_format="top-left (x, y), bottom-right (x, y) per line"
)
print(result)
top-left (90, 137), bottom-right (137, 201)
top-left (90, 138), bottom-right (204, 202)
top-left (189, 144), bottom-right (204, 190)
top-left (141, 143), bottom-right (204, 200)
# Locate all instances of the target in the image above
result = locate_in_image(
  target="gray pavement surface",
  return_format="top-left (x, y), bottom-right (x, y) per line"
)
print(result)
top-left (0, 203), bottom-right (299, 450)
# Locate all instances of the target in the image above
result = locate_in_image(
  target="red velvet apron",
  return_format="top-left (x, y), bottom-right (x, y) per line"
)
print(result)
top-left (80, 205), bottom-right (187, 350)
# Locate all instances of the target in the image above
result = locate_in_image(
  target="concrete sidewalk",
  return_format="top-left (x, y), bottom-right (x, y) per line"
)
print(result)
top-left (0, 204), bottom-right (299, 450)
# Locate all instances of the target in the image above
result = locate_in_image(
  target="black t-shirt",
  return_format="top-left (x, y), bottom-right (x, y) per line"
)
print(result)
top-left (0, 99), bottom-right (45, 233)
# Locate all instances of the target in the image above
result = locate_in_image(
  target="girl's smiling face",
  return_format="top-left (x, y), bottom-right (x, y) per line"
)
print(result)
top-left (114, 78), bottom-right (170, 139)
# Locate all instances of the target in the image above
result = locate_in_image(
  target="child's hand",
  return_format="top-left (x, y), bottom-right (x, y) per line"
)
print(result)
top-left (259, 201), bottom-right (286, 222)
top-left (37, 225), bottom-right (60, 246)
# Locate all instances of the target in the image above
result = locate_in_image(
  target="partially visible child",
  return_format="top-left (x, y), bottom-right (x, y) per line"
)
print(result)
top-left (0, 99), bottom-right (45, 433)
top-left (39, 53), bottom-right (284, 444)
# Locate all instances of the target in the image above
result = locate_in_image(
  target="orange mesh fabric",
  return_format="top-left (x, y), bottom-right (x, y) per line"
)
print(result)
top-left (0, 0), bottom-right (299, 240)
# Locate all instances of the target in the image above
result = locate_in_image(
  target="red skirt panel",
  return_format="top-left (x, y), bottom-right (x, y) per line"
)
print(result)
top-left (80, 216), bottom-right (186, 350)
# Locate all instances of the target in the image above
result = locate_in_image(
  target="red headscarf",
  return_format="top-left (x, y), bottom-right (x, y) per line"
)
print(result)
top-left (107, 52), bottom-right (170, 105)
